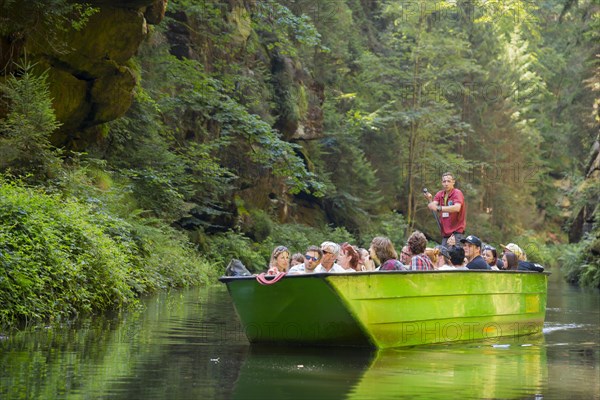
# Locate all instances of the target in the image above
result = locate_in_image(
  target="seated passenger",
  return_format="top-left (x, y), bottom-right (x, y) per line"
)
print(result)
top-left (426, 245), bottom-right (451, 270)
top-left (290, 253), bottom-right (305, 267)
top-left (358, 247), bottom-right (376, 271)
top-left (438, 245), bottom-right (468, 270)
top-left (501, 251), bottom-right (519, 270)
top-left (500, 243), bottom-right (544, 272)
top-left (460, 235), bottom-right (491, 270)
top-left (338, 242), bottom-right (359, 272)
top-left (501, 243), bottom-right (526, 261)
top-left (400, 245), bottom-right (412, 265)
top-left (369, 236), bottom-right (406, 271)
top-left (288, 246), bottom-right (323, 274)
top-left (482, 245), bottom-right (503, 270)
top-left (317, 241), bottom-right (346, 273)
top-left (268, 245), bottom-right (290, 274)
top-left (407, 231), bottom-right (435, 271)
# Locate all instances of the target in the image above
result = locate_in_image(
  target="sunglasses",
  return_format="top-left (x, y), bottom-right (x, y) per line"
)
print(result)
top-left (322, 250), bottom-right (333, 255)
top-left (305, 254), bottom-right (319, 261)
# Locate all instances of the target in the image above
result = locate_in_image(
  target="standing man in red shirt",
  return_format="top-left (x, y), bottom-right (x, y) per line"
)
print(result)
top-left (424, 172), bottom-right (466, 247)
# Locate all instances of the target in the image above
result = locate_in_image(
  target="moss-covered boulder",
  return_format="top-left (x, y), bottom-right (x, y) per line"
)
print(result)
top-left (0, 0), bottom-right (167, 148)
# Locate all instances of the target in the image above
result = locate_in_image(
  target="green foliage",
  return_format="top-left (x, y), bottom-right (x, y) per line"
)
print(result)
top-left (559, 208), bottom-right (600, 288)
top-left (241, 209), bottom-right (273, 242)
top-left (358, 212), bottom-right (409, 251)
top-left (263, 223), bottom-right (356, 257)
top-left (129, 222), bottom-right (219, 289)
top-left (101, 78), bottom-right (234, 221)
top-left (0, 63), bottom-right (62, 181)
top-left (0, 177), bottom-right (136, 326)
top-left (0, 1), bottom-right (98, 35)
top-left (0, 175), bottom-right (216, 328)
top-left (201, 231), bottom-right (267, 273)
top-left (512, 232), bottom-right (555, 266)
top-left (114, 40), bottom-right (324, 218)
top-left (253, 0), bottom-right (328, 57)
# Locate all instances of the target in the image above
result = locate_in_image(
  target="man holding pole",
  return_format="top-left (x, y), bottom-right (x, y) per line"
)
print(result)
top-left (424, 172), bottom-right (466, 247)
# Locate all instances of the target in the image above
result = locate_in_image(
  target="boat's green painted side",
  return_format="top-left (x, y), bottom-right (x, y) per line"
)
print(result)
top-left (326, 271), bottom-right (548, 348)
top-left (220, 271), bottom-right (548, 348)
top-left (223, 274), bottom-right (373, 346)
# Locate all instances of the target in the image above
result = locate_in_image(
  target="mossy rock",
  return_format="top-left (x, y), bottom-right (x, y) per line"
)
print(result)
top-left (90, 65), bottom-right (136, 124)
top-left (42, 64), bottom-right (90, 132)
top-left (228, 5), bottom-right (252, 46)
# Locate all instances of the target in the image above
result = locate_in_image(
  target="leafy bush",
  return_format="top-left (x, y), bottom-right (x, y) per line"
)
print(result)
top-left (0, 176), bottom-right (216, 328)
top-left (0, 178), bottom-right (137, 326)
top-left (559, 229), bottom-right (600, 288)
top-left (512, 232), bottom-right (554, 266)
top-left (131, 221), bottom-right (219, 288)
top-left (202, 230), bottom-right (267, 273)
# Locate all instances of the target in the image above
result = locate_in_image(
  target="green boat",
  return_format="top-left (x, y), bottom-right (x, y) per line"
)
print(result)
top-left (219, 270), bottom-right (549, 348)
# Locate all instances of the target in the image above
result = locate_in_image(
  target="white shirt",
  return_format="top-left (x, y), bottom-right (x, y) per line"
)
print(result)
top-left (316, 263), bottom-right (348, 273)
top-left (288, 264), bottom-right (319, 274)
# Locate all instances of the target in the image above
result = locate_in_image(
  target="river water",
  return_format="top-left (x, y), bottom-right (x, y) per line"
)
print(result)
top-left (1, 271), bottom-right (598, 399)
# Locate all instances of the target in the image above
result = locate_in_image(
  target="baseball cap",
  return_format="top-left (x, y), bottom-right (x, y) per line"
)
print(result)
top-left (435, 245), bottom-right (450, 259)
top-left (501, 243), bottom-right (526, 260)
top-left (460, 235), bottom-right (482, 248)
top-left (320, 241), bottom-right (340, 255)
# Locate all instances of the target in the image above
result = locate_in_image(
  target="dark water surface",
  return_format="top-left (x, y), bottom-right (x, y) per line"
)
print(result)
top-left (1, 271), bottom-right (598, 399)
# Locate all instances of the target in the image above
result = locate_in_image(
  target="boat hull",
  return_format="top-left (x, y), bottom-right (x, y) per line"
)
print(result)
top-left (220, 271), bottom-right (548, 348)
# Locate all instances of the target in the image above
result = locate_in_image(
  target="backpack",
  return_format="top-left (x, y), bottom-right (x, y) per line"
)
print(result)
top-left (225, 259), bottom-right (252, 276)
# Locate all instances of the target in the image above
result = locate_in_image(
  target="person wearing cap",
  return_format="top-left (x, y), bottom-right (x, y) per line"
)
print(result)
top-left (501, 243), bottom-right (526, 261)
top-left (425, 245), bottom-right (451, 269)
top-left (439, 245), bottom-right (469, 270)
top-left (460, 235), bottom-right (491, 270)
top-left (500, 243), bottom-right (545, 272)
top-left (424, 172), bottom-right (466, 247)
top-left (316, 241), bottom-right (346, 273)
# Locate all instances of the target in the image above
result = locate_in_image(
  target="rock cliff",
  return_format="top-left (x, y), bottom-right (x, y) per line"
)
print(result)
top-left (0, 0), bottom-right (167, 149)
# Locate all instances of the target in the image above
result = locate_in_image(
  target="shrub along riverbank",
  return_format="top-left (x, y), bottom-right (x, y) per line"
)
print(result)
top-left (0, 177), bottom-right (217, 328)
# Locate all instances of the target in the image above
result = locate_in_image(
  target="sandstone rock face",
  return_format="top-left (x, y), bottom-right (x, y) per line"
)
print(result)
top-left (0, 0), bottom-right (167, 148)
top-left (569, 137), bottom-right (600, 242)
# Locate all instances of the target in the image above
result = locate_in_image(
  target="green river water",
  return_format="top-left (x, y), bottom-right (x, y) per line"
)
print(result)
top-left (1, 270), bottom-right (598, 399)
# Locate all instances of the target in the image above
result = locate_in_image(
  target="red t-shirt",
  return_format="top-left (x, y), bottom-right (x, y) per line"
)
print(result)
top-left (433, 188), bottom-right (466, 237)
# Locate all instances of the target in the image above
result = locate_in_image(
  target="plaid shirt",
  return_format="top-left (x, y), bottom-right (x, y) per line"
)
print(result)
top-left (410, 254), bottom-right (435, 271)
top-left (379, 259), bottom-right (406, 271)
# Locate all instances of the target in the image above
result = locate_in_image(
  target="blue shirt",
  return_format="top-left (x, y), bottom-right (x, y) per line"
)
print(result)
top-left (466, 255), bottom-right (491, 270)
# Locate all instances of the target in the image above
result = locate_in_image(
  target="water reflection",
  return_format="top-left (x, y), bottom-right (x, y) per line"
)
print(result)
top-left (232, 346), bottom-right (374, 400)
top-left (230, 340), bottom-right (547, 400)
top-left (0, 271), bottom-right (598, 399)
top-left (350, 341), bottom-right (547, 400)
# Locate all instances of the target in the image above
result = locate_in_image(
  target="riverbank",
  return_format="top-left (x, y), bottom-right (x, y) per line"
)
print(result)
top-left (0, 177), bottom-right (218, 328)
